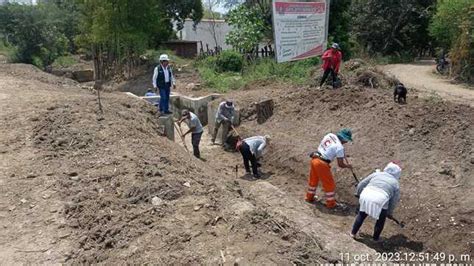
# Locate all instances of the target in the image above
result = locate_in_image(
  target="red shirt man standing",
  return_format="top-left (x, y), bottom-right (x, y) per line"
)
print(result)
top-left (319, 43), bottom-right (342, 89)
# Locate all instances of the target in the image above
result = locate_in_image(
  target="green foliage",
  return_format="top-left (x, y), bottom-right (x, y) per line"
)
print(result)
top-left (75, 0), bottom-right (203, 79)
top-left (0, 40), bottom-right (17, 62)
top-left (430, 1), bottom-right (473, 82)
top-left (225, 5), bottom-right (268, 53)
top-left (143, 49), bottom-right (190, 66)
top-left (52, 55), bottom-right (78, 68)
top-left (197, 56), bottom-right (318, 92)
top-left (328, 0), bottom-right (352, 59)
top-left (216, 50), bottom-right (243, 72)
top-left (429, 0), bottom-right (470, 49)
top-left (0, 3), bottom-right (70, 67)
top-left (350, 0), bottom-right (435, 57)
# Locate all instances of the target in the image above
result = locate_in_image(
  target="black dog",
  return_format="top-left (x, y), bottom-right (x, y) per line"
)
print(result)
top-left (394, 83), bottom-right (407, 104)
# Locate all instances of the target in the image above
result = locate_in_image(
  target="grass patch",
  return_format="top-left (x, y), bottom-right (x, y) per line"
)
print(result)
top-left (143, 49), bottom-right (191, 66)
top-left (51, 55), bottom-right (78, 68)
top-left (0, 41), bottom-right (17, 62)
top-left (196, 56), bottom-right (319, 92)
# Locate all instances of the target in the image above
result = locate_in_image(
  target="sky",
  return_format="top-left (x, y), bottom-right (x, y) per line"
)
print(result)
top-left (201, 0), bottom-right (230, 14)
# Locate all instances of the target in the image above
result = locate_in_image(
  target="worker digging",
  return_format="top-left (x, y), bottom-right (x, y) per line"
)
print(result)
top-left (235, 135), bottom-right (271, 179)
top-left (306, 128), bottom-right (353, 208)
top-left (351, 161), bottom-right (403, 242)
top-left (177, 109), bottom-right (203, 159)
top-left (211, 99), bottom-right (236, 150)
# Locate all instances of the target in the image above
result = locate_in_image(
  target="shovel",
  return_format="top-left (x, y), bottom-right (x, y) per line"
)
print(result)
top-left (231, 125), bottom-right (240, 137)
top-left (174, 122), bottom-right (189, 152)
top-left (388, 216), bottom-right (405, 228)
top-left (345, 157), bottom-right (360, 184)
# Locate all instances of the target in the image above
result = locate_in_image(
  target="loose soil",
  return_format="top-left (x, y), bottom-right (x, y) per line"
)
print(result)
top-left (1, 61), bottom-right (473, 264)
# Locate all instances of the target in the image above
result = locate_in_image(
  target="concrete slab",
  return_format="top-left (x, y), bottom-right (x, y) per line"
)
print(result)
top-left (158, 114), bottom-right (175, 141)
top-left (138, 92), bottom-right (221, 126)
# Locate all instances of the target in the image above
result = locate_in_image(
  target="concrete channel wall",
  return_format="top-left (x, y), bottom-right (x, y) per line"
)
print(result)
top-left (126, 92), bottom-right (223, 140)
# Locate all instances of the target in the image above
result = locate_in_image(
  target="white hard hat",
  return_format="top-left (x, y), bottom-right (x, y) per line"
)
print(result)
top-left (159, 54), bottom-right (170, 61)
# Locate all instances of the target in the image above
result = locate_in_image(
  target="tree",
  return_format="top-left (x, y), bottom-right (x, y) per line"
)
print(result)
top-left (0, 3), bottom-right (69, 67)
top-left (74, 0), bottom-right (203, 80)
top-left (225, 0), bottom-right (352, 59)
top-left (430, 0), bottom-right (474, 82)
top-left (328, 0), bottom-right (351, 59)
top-left (225, 4), bottom-right (268, 56)
top-left (350, 0), bottom-right (436, 57)
top-left (203, 0), bottom-right (222, 48)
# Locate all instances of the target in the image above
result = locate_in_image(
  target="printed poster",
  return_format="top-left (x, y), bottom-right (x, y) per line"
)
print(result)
top-left (272, 0), bottom-right (329, 63)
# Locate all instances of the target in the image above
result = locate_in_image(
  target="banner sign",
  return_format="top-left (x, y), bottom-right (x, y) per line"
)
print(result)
top-left (272, 0), bottom-right (329, 63)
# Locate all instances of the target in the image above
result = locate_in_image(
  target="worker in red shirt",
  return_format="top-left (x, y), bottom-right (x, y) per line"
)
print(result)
top-left (318, 43), bottom-right (342, 89)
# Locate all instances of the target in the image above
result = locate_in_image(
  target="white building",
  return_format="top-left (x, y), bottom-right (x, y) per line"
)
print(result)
top-left (176, 18), bottom-right (232, 52)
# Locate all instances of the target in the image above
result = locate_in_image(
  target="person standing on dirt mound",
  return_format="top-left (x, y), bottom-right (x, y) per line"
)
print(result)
top-left (350, 162), bottom-right (402, 242)
top-left (152, 54), bottom-right (176, 115)
top-left (236, 135), bottom-right (271, 179)
top-left (318, 43), bottom-right (342, 89)
top-left (211, 99), bottom-right (235, 149)
top-left (178, 109), bottom-right (203, 158)
top-left (306, 128), bottom-right (353, 208)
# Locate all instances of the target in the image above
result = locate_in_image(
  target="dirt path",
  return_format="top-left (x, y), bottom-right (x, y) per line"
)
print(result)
top-left (381, 63), bottom-right (474, 107)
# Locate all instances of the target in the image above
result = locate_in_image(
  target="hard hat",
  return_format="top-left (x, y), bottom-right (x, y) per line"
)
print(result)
top-left (159, 54), bottom-right (170, 61)
top-left (331, 43), bottom-right (340, 49)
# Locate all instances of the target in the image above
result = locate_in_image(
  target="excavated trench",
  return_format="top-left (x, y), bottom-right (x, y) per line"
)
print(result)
top-left (168, 84), bottom-right (473, 264)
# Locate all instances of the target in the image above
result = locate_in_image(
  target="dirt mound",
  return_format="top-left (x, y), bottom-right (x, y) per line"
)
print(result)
top-left (2, 65), bottom-right (352, 264)
top-left (0, 63), bottom-right (78, 87)
top-left (229, 82), bottom-right (473, 257)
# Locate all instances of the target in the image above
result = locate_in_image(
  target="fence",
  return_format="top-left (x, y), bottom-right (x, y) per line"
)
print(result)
top-left (199, 41), bottom-right (275, 59)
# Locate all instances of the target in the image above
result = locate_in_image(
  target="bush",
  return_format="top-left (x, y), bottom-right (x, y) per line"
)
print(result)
top-left (215, 50), bottom-right (243, 72)
top-left (0, 40), bottom-right (17, 62)
top-left (197, 55), bottom-right (319, 92)
top-left (0, 4), bottom-right (70, 68)
top-left (52, 55), bottom-right (78, 68)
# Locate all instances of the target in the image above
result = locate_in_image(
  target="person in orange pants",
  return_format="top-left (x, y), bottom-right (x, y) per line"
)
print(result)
top-left (306, 128), bottom-right (353, 208)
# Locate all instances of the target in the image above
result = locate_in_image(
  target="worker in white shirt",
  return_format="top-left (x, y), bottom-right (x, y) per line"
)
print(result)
top-left (235, 135), bottom-right (271, 179)
top-left (211, 99), bottom-right (235, 148)
top-left (152, 54), bottom-right (176, 115)
top-left (305, 128), bottom-right (353, 208)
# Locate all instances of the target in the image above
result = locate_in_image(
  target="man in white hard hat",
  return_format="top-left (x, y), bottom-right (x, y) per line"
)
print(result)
top-left (152, 54), bottom-right (176, 115)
